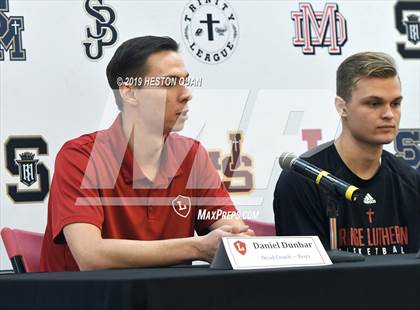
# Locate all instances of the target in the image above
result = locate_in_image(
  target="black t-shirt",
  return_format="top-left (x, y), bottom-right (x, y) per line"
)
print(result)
top-left (273, 141), bottom-right (420, 255)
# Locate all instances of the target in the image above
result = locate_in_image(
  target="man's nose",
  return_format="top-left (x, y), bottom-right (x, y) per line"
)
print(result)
top-left (382, 104), bottom-right (395, 119)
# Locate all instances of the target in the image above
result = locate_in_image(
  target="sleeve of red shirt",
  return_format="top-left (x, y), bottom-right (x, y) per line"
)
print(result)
top-left (190, 142), bottom-right (238, 234)
top-left (50, 141), bottom-right (104, 243)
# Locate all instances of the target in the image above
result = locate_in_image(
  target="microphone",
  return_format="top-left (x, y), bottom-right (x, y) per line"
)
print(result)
top-left (279, 152), bottom-right (365, 205)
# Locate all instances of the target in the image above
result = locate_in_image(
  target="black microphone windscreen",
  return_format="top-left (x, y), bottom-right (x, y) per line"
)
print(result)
top-left (279, 152), bottom-right (296, 170)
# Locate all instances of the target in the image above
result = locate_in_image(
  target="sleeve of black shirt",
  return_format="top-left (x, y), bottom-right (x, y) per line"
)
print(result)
top-left (273, 169), bottom-right (331, 249)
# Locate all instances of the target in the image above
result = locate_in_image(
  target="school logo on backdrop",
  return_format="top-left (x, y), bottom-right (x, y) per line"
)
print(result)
top-left (15, 152), bottom-right (39, 187)
top-left (83, 0), bottom-right (118, 60)
top-left (181, 0), bottom-right (239, 64)
top-left (291, 3), bottom-right (348, 55)
top-left (209, 131), bottom-right (253, 193)
top-left (394, 129), bottom-right (420, 172)
top-left (4, 136), bottom-right (50, 202)
top-left (405, 15), bottom-right (420, 44)
top-left (0, 0), bottom-right (26, 61)
top-left (395, 1), bottom-right (420, 58)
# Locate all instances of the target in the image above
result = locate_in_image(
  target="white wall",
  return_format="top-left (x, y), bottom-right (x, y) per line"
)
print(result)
top-left (1, 0), bottom-right (419, 269)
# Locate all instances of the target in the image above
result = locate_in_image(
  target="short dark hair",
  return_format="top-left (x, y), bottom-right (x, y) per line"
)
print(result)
top-left (336, 52), bottom-right (398, 101)
top-left (106, 36), bottom-right (179, 110)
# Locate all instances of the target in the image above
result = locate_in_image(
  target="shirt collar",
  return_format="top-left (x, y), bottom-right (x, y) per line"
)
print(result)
top-left (105, 113), bottom-right (184, 187)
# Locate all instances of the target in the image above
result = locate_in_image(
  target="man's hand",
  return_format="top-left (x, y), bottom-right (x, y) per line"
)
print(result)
top-left (196, 225), bottom-right (250, 262)
top-left (239, 228), bottom-right (255, 236)
top-left (210, 217), bottom-right (256, 237)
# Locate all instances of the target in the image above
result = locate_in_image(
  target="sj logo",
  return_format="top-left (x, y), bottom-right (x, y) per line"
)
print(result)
top-left (0, 0), bottom-right (26, 61)
top-left (233, 240), bottom-right (246, 255)
top-left (291, 2), bottom-right (348, 55)
top-left (209, 131), bottom-right (253, 193)
top-left (172, 195), bottom-right (191, 218)
top-left (83, 0), bottom-right (118, 60)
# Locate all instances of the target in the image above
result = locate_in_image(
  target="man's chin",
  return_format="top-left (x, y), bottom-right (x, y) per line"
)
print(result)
top-left (372, 136), bottom-right (395, 145)
top-left (166, 125), bottom-right (184, 133)
top-left (356, 134), bottom-right (395, 146)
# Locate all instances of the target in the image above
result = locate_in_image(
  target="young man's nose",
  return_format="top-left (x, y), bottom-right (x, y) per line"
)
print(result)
top-left (382, 104), bottom-right (395, 119)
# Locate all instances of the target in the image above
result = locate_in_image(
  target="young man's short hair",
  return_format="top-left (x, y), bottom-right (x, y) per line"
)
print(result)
top-left (336, 52), bottom-right (398, 101)
top-left (106, 36), bottom-right (179, 110)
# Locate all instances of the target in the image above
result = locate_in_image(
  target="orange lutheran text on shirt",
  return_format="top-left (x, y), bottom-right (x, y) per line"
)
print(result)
top-left (338, 226), bottom-right (408, 247)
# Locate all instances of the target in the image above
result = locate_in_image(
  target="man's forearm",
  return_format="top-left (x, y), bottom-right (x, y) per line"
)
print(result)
top-left (76, 236), bottom-right (202, 271)
top-left (64, 223), bottom-right (204, 271)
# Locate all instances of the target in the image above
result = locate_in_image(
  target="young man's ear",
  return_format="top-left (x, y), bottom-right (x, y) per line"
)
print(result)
top-left (119, 84), bottom-right (138, 108)
top-left (335, 96), bottom-right (347, 118)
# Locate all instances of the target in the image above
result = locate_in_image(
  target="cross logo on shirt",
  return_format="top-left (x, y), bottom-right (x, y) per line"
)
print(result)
top-left (366, 208), bottom-right (375, 224)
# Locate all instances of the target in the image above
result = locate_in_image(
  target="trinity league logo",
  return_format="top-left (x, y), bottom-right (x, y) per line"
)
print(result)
top-left (15, 152), bottom-right (39, 187)
top-left (181, 0), bottom-right (239, 64)
top-left (395, 1), bottom-right (420, 58)
top-left (291, 3), bottom-right (348, 55)
top-left (0, 0), bottom-right (26, 61)
top-left (83, 0), bottom-right (118, 60)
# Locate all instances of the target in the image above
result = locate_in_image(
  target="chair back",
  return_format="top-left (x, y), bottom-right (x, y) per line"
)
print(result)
top-left (1, 227), bottom-right (44, 273)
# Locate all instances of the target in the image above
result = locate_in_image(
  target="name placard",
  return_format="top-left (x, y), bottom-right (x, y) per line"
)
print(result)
top-left (210, 236), bottom-right (332, 270)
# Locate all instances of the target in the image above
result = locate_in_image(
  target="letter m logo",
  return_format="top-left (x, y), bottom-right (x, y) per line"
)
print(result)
top-left (292, 3), bottom-right (347, 55)
top-left (0, 0), bottom-right (26, 61)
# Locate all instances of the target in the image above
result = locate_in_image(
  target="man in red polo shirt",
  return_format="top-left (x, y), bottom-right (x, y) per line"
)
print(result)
top-left (40, 36), bottom-right (253, 272)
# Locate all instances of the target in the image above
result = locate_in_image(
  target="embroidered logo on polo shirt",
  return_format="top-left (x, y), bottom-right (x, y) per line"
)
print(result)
top-left (172, 195), bottom-right (191, 218)
top-left (363, 193), bottom-right (376, 205)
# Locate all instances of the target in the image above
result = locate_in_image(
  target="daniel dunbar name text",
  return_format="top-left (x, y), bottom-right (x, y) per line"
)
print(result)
top-left (253, 241), bottom-right (312, 250)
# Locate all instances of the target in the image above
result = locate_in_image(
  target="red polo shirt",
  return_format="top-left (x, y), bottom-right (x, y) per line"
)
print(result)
top-left (40, 114), bottom-right (236, 272)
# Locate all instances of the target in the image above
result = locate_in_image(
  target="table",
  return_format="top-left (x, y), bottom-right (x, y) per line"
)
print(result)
top-left (1, 254), bottom-right (420, 310)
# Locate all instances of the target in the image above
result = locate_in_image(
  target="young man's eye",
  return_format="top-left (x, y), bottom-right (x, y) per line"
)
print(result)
top-left (368, 101), bottom-right (379, 107)
top-left (392, 101), bottom-right (401, 107)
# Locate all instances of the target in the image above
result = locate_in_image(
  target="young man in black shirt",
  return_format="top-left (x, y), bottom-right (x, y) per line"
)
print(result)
top-left (273, 52), bottom-right (420, 255)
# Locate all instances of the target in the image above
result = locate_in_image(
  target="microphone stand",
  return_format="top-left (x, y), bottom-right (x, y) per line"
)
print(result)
top-left (324, 191), bottom-right (365, 263)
